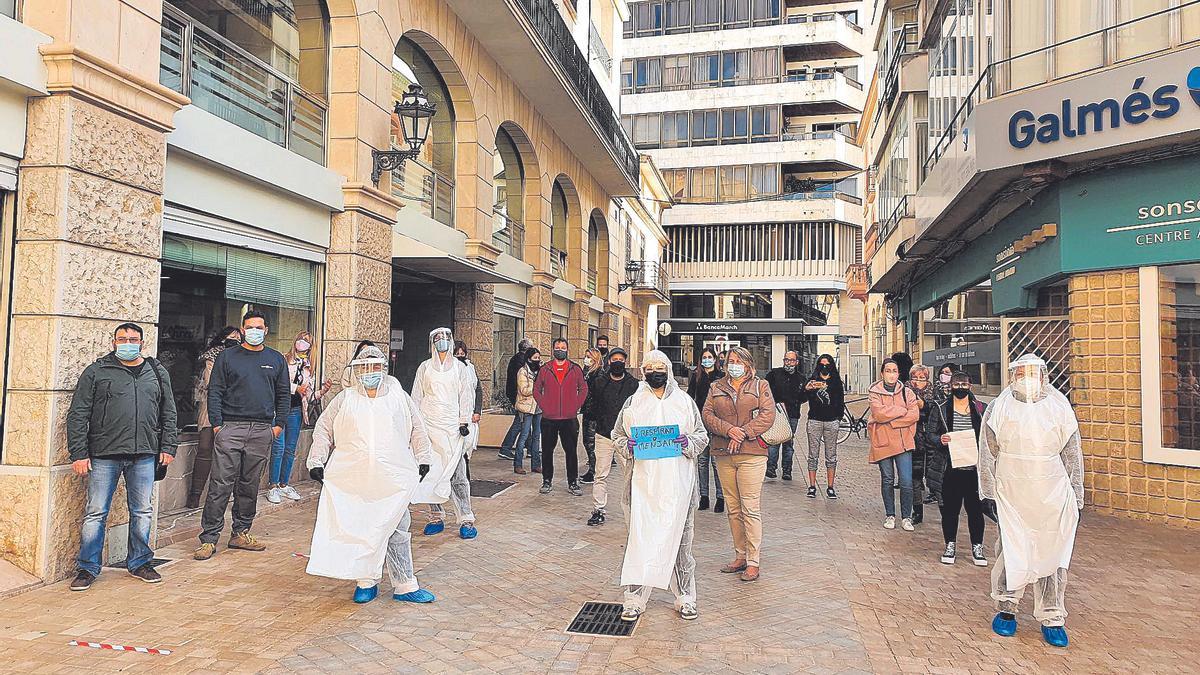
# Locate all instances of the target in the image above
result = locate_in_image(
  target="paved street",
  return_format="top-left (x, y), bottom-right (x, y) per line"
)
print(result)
top-left (1, 431), bottom-right (1198, 674)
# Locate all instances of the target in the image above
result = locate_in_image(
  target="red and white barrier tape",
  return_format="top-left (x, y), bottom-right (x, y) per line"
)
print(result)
top-left (69, 640), bottom-right (172, 655)
top-left (292, 552), bottom-right (310, 559)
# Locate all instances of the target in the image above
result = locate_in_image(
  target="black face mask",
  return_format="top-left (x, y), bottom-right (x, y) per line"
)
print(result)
top-left (645, 371), bottom-right (669, 389)
top-left (456, 355), bottom-right (467, 363)
top-left (816, 365), bottom-right (832, 377)
top-left (952, 388), bottom-right (970, 399)
top-left (609, 361), bottom-right (627, 376)
top-left (553, 349), bottom-right (568, 361)
top-left (528, 360), bottom-right (541, 371)
top-left (222, 338), bottom-right (240, 348)
top-left (598, 346), bottom-right (609, 356)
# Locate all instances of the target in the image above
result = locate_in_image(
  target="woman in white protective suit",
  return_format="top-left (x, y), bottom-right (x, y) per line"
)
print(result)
top-left (305, 346), bottom-right (436, 605)
top-left (411, 327), bottom-right (478, 539)
top-left (611, 350), bottom-right (709, 622)
top-left (979, 353), bottom-right (1083, 648)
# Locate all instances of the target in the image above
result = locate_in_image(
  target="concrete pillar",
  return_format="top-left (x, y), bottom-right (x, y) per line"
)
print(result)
top-left (771, 290), bottom-right (787, 366)
top-left (455, 282), bottom-right (496, 404)
top-left (569, 290), bottom-right (592, 360)
top-left (526, 272), bottom-right (555, 354)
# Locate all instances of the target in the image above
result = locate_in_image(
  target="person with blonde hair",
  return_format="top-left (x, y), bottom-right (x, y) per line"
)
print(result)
top-left (579, 346), bottom-right (605, 484)
top-left (701, 346), bottom-right (775, 582)
top-left (268, 330), bottom-right (332, 504)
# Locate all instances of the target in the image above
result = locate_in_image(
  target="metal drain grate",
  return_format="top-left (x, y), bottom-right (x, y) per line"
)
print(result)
top-left (106, 557), bottom-right (175, 569)
top-left (470, 479), bottom-right (516, 499)
top-left (565, 602), bottom-right (638, 637)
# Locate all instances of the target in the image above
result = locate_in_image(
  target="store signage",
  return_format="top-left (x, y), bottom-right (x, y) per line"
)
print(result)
top-left (922, 339), bottom-right (1001, 366)
top-left (924, 320), bottom-right (1000, 335)
top-left (658, 319), bottom-right (820, 335)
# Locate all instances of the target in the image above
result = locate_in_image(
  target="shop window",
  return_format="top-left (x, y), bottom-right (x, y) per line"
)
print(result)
top-left (491, 314), bottom-right (524, 409)
top-left (492, 127), bottom-right (526, 258)
top-left (159, 235), bottom-right (319, 430)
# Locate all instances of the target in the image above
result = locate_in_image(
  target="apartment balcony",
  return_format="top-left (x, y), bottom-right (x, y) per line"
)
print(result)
top-left (845, 263), bottom-right (869, 301)
top-left (444, 0), bottom-right (638, 194)
top-left (869, 196), bottom-right (917, 293)
top-left (664, 191), bottom-right (862, 228)
top-left (647, 131), bottom-right (862, 172)
top-left (623, 72), bottom-right (864, 116)
top-left (623, 260), bottom-right (670, 305)
top-left (879, 24), bottom-right (924, 110)
top-left (624, 11), bottom-right (863, 60)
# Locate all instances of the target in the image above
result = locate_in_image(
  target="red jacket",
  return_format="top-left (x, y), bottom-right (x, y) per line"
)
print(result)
top-left (533, 360), bottom-right (589, 420)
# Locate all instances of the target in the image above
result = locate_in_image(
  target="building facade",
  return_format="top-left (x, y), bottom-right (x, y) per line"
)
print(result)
top-left (0, 0), bottom-right (662, 582)
top-left (862, 0), bottom-right (1200, 527)
top-left (620, 0), bottom-right (869, 377)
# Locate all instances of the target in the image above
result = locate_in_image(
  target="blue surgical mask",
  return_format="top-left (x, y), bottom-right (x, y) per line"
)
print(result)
top-left (727, 364), bottom-right (746, 379)
top-left (435, 338), bottom-right (452, 353)
top-left (244, 328), bottom-right (266, 346)
top-left (114, 343), bottom-right (141, 361)
top-left (359, 371), bottom-right (383, 389)
top-left (701, 357), bottom-right (715, 368)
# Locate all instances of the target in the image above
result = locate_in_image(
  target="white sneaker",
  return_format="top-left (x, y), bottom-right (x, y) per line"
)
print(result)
top-left (267, 487), bottom-right (282, 504)
top-left (901, 518), bottom-right (915, 532)
top-left (281, 485), bottom-right (302, 501)
top-left (883, 516), bottom-right (896, 530)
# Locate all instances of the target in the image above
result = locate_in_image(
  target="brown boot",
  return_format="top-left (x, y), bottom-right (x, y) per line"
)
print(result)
top-left (739, 566), bottom-right (760, 582)
top-left (193, 542), bottom-right (216, 560)
top-left (228, 531), bottom-right (266, 551)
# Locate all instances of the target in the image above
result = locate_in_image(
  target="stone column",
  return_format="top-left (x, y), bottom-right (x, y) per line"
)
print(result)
top-left (0, 38), bottom-right (186, 579)
top-left (455, 282), bottom-right (496, 405)
top-left (322, 185), bottom-right (403, 392)
top-left (526, 272), bottom-right (555, 353)
top-left (569, 290), bottom-right (593, 359)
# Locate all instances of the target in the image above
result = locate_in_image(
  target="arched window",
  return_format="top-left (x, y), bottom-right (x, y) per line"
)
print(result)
top-left (587, 217), bottom-right (600, 293)
top-left (551, 182), bottom-right (569, 277)
top-left (392, 37), bottom-right (456, 227)
top-left (492, 128), bottom-right (525, 257)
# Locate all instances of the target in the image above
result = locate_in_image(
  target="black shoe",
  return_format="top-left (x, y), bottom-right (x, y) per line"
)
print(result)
top-left (827, 486), bottom-right (838, 499)
top-left (567, 483), bottom-right (583, 497)
top-left (782, 473), bottom-right (792, 481)
top-left (714, 498), bottom-right (725, 514)
top-left (698, 496), bottom-right (710, 511)
top-left (70, 570), bottom-right (95, 592)
top-left (893, 483), bottom-right (900, 490)
top-left (579, 471), bottom-right (596, 485)
top-left (587, 509), bottom-right (605, 526)
top-left (766, 469), bottom-right (778, 479)
top-left (806, 485), bottom-right (817, 498)
top-left (129, 563), bottom-right (162, 584)
top-left (923, 492), bottom-right (939, 504)
top-left (911, 513), bottom-right (923, 526)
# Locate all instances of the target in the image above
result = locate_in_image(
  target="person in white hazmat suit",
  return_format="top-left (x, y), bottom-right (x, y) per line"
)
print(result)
top-left (304, 346), bottom-right (436, 604)
top-left (411, 327), bottom-right (478, 539)
top-left (610, 350), bottom-right (709, 622)
top-left (978, 354), bottom-right (1083, 648)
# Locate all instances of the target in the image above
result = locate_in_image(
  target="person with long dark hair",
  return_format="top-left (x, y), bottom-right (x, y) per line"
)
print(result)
top-left (188, 326), bottom-right (241, 509)
top-left (924, 363), bottom-right (956, 505)
top-left (927, 371), bottom-right (988, 566)
top-left (512, 347), bottom-right (543, 474)
top-left (687, 347), bottom-right (724, 512)
top-left (799, 353), bottom-right (844, 499)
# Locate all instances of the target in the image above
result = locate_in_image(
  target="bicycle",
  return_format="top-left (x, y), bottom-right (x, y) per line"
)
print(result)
top-left (838, 397), bottom-right (870, 445)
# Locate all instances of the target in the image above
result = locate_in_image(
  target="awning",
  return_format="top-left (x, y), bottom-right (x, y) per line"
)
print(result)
top-left (393, 254), bottom-right (518, 285)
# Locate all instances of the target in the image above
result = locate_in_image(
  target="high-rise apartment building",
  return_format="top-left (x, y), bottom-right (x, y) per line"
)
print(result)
top-left (620, 0), bottom-right (870, 375)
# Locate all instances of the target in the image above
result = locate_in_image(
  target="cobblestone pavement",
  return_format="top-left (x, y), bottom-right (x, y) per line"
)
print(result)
top-left (2, 432), bottom-right (1199, 674)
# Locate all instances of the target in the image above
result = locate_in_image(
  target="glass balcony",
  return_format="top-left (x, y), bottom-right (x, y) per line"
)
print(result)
top-left (492, 208), bottom-right (525, 259)
top-left (160, 6), bottom-right (326, 165)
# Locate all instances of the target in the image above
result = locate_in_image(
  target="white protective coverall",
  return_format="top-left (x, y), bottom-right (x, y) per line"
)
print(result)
top-left (305, 351), bottom-right (433, 592)
top-left (979, 354), bottom-right (1084, 627)
top-left (411, 328), bottom-right (475, 524)
top-left (611, 350), bottom-right (709, 612)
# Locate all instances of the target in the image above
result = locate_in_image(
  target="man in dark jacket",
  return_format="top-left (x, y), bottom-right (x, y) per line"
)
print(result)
top-left (764, 351), bottom-right (806, 480)
top-left (498, 338), bottom-right (533, 460)
top-left (533, 338), bottom-right (588, 495)
top-left (67, 323), bottom-right (178, 591)
top-left (195, 310), bottom-right (290, 560)
top-left (584, 348), bottom-right (640, 526)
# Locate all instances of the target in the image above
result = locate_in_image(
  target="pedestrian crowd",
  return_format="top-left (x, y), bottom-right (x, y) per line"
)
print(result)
top-left (62, 320), bottom-right (1083, 647)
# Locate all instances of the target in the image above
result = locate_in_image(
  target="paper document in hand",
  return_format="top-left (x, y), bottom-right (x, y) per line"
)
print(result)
top-left (947, 429), bottom-right (979, 468)
top-left (631, 425), bottom-right (682, 460)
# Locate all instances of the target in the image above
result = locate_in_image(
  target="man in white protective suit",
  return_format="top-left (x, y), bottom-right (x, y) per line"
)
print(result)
top-left (611, 350), bottom-right (709, 622)
top-left (304, 346), bottom-right (436, 604)
top-left (411, 327), bottom-right (478, 539)
top-left (979, 353), bottom-right (1083, 648)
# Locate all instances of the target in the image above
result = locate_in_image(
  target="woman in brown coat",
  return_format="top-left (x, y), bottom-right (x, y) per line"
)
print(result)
top-left (701, 346), bottom-right (776, 582)
top-left (868, 358), bottom-right (921, 532)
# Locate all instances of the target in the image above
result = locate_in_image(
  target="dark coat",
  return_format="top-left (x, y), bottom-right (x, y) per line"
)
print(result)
top-left (66, 354), bottom-right (179, 461)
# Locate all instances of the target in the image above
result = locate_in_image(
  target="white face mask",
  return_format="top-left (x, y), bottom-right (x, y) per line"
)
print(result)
top-left (1014, 376), bottom-right (1042, 400)
top-left (583, 357), bottom-right (594, 368)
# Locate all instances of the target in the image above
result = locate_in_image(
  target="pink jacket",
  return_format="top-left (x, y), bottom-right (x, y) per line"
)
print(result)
top-left (867, 381), bottom-right (920, 463)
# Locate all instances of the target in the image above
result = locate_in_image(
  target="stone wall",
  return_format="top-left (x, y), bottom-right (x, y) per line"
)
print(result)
top-left (1068, 270), bottom-right (1200, 528)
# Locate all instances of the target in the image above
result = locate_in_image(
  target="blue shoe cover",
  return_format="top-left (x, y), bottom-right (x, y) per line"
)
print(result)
top-left (394, 589), bottom-right (436, 603)
top-left (423, 521), bottom-right (445, 536)
top-left (460, 523), bottom-right (478, 539)
top-left (1041, 625), bottom-right (1068, 647)
top-left (992, 613), bottom-right (1017, 637)
top-left (353, 585), bottom-right (378, 604)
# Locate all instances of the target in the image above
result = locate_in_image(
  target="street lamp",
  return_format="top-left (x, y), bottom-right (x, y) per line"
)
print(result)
top-left (371, 84), bottom-right (437, 185)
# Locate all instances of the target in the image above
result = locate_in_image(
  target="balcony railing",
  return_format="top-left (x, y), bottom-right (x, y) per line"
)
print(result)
top-left (664, 222), bottom-right (858, 281)
top-left (846, 263), bottom-right (869, 299)
top-left (589, 22), bottom-right (612, 74)
top-left (877, 195), bottom-right (912, 245)
top-left (491, 208), bottom-right (525, 258)
top-left (779, 189), bottom-right (863, 206)
top-left (391, 158), bottom-right (455, 227)
top-left (624, 260), bottom-right (669, 297)
top-left (781, 128), bottom-right (860, 145)
top-left (159, 6), bottom-right (326, 165)
top-left (586, 269), bottom-right (598, 293)
top-left (515, 0), bottom-right (638, 184)
top-left (880, 23), bottom-right (918, 106)
top-left (925, 2), bottom-right (1200, 175)
top-left (785, 11), bottom-right (863, 33)
top-left (783, 70), bottom-right (862, 89)
top-left (550, 246), bottom-right (568, 278)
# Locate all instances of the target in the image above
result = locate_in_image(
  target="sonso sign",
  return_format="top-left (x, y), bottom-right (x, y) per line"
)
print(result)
top-left (975, 45), bottom-right (1200, 170)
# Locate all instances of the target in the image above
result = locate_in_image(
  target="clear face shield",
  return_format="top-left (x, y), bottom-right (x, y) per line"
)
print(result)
top-left (430, 329), bottom-right (453, 354)
top-left (1009, 355), bottom-right (1048, 402)
top-left (351, 358), bottom-right (387, 390)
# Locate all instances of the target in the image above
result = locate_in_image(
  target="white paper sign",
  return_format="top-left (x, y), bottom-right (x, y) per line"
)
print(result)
top-left (947, 429), bottom-right (979, 468)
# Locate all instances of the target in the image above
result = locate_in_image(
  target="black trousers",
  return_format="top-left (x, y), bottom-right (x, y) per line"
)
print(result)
top-left (540, 418), bottom-right (580, 485)
top-left (940, 466), bottom-right (985, 546)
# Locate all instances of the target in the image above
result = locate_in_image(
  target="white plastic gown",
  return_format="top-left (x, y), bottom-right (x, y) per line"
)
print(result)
top-left (979, 354), bottom-right (1084, 600)
top-left (411, 327), bottom-right (474, 504)
top-left (610, 350), bottom-right (709, 604)
top-left (461, 359), bottom-right (481, 458)
top-left (304, 371), bottom-right (432, 582)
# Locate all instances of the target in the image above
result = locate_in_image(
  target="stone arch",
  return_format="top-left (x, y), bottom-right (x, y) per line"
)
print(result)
top-left (493, 121), bottom-right (543, 266)
top-left (587, 208), bottom-right (611, 301)
top-left (551, 174), bottom-right (582, 286)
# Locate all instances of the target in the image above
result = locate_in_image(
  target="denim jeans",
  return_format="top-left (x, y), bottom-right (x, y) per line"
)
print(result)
top-left (877, 450), bottom-right (914, 519)
top-left (767, 417), bottom-right (800, 474)
top-left (697, 449), bottom-right (723, 499)
top-left (500, 413), bottom-right (523, 457)
top-left (514, 412), bottom-right (542, 471)
top-left (269, 407), bottom-right (304, 485)
top-left (78, 456), bottom-right (156, 576)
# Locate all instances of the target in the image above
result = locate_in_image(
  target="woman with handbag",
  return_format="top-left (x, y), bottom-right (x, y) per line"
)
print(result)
top-left (867, 358), bottom-right (921, 531)
top-left (268, 331), bottom-right (332, 504)
top-left (700, 347), bottom-right (778, 582)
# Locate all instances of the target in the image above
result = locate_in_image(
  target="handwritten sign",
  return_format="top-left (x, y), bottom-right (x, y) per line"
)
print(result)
top-left (630, 425), bottom-right (682, 460)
